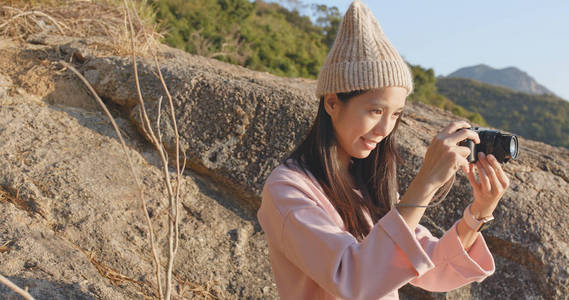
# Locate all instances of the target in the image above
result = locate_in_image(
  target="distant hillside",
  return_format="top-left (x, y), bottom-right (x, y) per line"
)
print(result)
top-left (437, 77), bottom-right (569, 149)
top-left (446, 64), bottom-right (555, 96)
top-left (408, 65), bottom-right (486, 126)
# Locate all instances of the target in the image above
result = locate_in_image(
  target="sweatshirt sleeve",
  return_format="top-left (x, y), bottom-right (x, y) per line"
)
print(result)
top-left (408, 220), bottom-right (495, 291)
top-left (261, 174), bottom-right (438, 300)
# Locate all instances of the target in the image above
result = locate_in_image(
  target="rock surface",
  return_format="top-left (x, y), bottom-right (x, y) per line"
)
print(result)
top-left (1, 35), bottom-right (568, 299)
top-left (0, 37), bottom-right (275, 299)
top-left (80, 44), bottom-right (317, 212)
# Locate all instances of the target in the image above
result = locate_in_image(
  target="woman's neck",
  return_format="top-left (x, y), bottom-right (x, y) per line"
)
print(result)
top-left (336, 147), bottom-right (355, 188)
top-left (336, 146), bottom-right (351, 172)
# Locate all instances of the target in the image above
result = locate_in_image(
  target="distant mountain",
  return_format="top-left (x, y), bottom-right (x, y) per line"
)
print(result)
top-left (446, 64), bottom-right (555, 96)
top-left (436, 77), bottom-right (569, 149)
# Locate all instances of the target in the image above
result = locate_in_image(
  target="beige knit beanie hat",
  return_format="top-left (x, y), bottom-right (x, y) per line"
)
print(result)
top-left (315, 0), bottom-right (414, 98)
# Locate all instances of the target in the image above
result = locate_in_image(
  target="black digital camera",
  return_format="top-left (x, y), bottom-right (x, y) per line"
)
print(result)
top-left (458, 127), bottom-right (519, 163)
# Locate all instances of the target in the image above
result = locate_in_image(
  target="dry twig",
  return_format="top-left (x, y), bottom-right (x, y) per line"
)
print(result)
top-left (123, 0), bottom-right (184, 298)
top-left (0, 240), bottom-right (12, 253)
top-left (59, 60), bottom-right (164, 299)
top-left (0, 274), bottom-right (35, 300)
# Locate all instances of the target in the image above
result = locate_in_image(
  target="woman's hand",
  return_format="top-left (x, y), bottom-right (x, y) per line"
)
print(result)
top-left (463, 152), bottom-right (510, 218)
top-left (417, 121), bottom-right (480, 193)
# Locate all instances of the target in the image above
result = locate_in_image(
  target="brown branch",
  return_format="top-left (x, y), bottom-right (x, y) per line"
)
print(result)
top-left (124, 0), bottom-right (180, 299)
top-left (124, 1), bottom-right (168, 296)
top-left (127, 1), bottom-right (186, 298)
top-left (59, 60), bottom-right (163, 300)
top-left (156, 95), bottom-right (163, 145)
top-left (151, 55), bottom-right (183, 256)
top-left (0, 274), bottom-right (35, 300)
top-left (149, 43), bottom-right (185, 300)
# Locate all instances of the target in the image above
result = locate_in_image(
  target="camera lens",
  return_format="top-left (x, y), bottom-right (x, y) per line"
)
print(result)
top-left (509, 136), bottom-right (519, 159)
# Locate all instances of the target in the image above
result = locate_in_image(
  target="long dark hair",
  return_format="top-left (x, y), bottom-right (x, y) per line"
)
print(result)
top-left (284, 89), bottom-right (403, 241)
top-left (285, 90), bottom-right (455, 241)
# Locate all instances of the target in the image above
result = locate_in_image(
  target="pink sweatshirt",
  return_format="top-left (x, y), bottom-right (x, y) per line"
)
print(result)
top-left (257, 160), bottom-right (495, 299)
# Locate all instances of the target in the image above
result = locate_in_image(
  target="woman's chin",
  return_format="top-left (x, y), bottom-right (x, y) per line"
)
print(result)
top-left (352, 149), bottom-right (373, 159)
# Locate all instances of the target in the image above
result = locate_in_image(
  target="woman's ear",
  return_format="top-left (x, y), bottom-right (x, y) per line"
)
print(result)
top-left (324, 93), bottom-right (341, 119)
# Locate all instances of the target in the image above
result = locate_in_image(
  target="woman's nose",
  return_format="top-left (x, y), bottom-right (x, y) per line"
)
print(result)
top-left (373, 116), bottom-right (393, 137)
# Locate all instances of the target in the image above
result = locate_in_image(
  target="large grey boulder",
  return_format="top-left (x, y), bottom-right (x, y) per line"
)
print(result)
top-left (81, 45), bottom-right (317, 212)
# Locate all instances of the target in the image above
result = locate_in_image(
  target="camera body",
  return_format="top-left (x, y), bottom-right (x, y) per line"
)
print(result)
top-left (458, 127), bottom-right (519, 164)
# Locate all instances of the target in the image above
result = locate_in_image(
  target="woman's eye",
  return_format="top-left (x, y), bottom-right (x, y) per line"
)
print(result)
top-left (371, 110), bottom-right (402, 117)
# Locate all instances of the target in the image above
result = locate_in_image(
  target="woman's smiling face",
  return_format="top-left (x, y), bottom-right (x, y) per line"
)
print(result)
top-left (324, 87), bottom-right (407, 163)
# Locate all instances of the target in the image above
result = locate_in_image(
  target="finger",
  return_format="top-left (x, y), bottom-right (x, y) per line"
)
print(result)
top-left (478, 153), bottom-right (501, 194)
top-left (486, 154), bottom-right (510, 188)
top-left (456, 156), bottom-right (470, 173)
top-left (476, 161), bottom-right (491, 192)
top-left (442, 121), bottom-right (471, 135)
top-left (448, 128), bottom-right (481, 145)
top-left (466, 163), bottom-right (481, 191)
top-left (455, 145), bottom-right (472, 159)
top-left (448, 146), bottom-right (470, 172)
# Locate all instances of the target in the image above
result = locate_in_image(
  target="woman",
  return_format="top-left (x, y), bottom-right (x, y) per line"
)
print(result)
top-left (257, 1), bottom-right (509, 299)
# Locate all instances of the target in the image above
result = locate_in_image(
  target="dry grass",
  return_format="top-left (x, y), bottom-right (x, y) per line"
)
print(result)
top-left (0, 183), bottom-right (44, 218)
top-left (63, 237), bottom-right (157, 298)
top-left (0, 0), bottom-right (164, 57)
top-left (0, 186), bottom-right (12, 203)
top-left (0, 240), bottom-right (12, 253)
top-left (87, 250), bottom-right (143, 286)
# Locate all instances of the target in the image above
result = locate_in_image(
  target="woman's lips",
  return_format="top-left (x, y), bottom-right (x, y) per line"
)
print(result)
top-left (361, 137), bottom-right (378, 150)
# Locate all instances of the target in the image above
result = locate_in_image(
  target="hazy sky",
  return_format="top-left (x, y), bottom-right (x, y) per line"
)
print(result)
top-left (275, 0), bottom-right (569, 100)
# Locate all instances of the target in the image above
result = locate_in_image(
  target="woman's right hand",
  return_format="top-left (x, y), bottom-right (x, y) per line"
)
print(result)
top-left (417, 121), bottom-right (480, 192)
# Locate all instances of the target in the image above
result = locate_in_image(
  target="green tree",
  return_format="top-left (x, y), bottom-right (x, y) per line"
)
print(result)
top-left (311, 4), bottom-right (341, 49)
top-left (151, 0), bottom-right (328, 78)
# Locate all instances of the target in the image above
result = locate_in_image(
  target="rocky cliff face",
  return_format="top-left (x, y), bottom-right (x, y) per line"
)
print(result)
top-left (1, 35), bottom-right (568, 299)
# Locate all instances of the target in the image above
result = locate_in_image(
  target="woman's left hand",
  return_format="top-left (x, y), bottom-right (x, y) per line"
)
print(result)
top-left (461, 152), bottom-right (510, 218)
